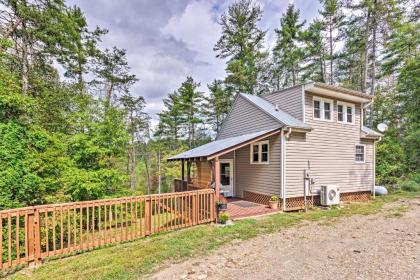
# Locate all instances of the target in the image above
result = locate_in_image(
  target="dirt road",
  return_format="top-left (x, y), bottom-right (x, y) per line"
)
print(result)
top-left (148, 198), bottom-right (420, 280)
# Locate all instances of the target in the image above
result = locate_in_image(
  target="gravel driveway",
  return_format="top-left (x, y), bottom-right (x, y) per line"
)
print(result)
top-left (148, 198), bottom-right (420, 280)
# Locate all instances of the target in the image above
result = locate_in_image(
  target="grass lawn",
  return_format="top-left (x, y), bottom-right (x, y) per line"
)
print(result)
top-left (7, 191), bottom-right (419, 280)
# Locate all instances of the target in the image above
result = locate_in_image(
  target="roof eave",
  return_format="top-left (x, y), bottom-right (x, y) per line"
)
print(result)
top-left (305, 82), bottom-right (372, 103)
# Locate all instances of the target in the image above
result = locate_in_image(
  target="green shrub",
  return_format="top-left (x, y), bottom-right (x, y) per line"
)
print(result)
top-left (400, 174), bottom-right (420, 192)
top-left (218, 211), bottom-right (230, 224)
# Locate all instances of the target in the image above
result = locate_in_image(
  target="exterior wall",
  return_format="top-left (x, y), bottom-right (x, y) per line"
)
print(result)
top-left (217, 95), bottom-right (280, 140)
top-left (263, 85), bottom-right (304, 121)
top-left (234, 133), bottom-right (282, 197)
top-left (285, 91), bottom-right (374, 197)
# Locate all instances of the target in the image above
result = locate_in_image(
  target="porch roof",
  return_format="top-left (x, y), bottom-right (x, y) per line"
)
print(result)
top-left (168, 128), bottom-right (280, 161)
top-left (361, 126), bottom-right (383, 139)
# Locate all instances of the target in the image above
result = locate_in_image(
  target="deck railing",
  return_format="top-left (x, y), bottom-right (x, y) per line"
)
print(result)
top-left (174, 179), bottom-right (211, 192)
top-left (0, 189), bottom-right (215, 270)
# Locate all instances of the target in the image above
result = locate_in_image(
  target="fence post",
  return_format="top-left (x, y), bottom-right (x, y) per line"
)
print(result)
top-left (34, 209), bottom-right (42, 265)
top-left (27, 211), bottom-right (35, 264)
top-left (210, 191), bottom-right (215, 222)
top-left (192, 193), bottom-right (197, 225)
top-left (27, 208), bottom-right (41, 267)
top-left (145, 197), bottom-right (152, 235)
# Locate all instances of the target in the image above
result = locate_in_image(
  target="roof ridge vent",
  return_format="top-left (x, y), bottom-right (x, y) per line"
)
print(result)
top-left (275, 104), bottom-right (279, 111)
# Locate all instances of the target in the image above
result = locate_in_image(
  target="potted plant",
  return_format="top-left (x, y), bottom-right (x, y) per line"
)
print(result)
top-left (216, 196), bottom-right (228, 211)
top-left (269, 195), bottom-right (279, 209)
top-left (218, 211), bottom-right (230, 224)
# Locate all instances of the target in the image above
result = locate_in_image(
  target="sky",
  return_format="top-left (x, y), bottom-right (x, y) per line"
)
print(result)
top-left (68, 0), bottom-right (321, 125)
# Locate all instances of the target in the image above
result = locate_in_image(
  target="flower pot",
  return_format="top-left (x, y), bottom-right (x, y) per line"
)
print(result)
top-left (217, 203), bottom-right (227, 211)
top-left (269, 200), bottom-right (278, 209)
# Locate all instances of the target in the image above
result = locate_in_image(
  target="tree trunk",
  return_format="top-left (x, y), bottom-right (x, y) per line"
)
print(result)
top-left (362, 9), bottom-right (371, 93)
top-left (368, 0), bottom-right (377, 127)
top-left (157, 145), bottom-right (161, 194)
top-left (129, 132), bottom-right (136, 191)
top-left (21, 20), bottom-right (29, 95)
top-left (106, 83), bottom-right (114, 107)
top-left (329, 18), bottom-right (333, 84)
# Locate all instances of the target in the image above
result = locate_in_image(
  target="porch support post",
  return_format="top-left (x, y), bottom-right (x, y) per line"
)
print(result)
top-left (181, 159), bottom-right (185, 181)
top-left (214, 157), bottom-right (220, 198)
top-left (187, 160), bottom-right (191, 183)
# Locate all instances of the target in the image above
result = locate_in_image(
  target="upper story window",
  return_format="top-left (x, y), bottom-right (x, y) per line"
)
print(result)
top-left (313, 97), bottom-right (333, 121)
top-left (337, 101), bottom-right (355, 124)
top-left (355, 144), bottom-right (365, 163)
top-left (250, 140), bottom-right (269, 164)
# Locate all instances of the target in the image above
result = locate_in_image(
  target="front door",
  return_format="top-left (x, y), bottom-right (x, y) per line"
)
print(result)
top-left (220, 159), bottom-right (234, 197)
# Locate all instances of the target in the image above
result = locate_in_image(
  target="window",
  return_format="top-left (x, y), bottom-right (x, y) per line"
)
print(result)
top-left (314, 100), bottom-right (321, 119)
top-left (355, 145), bottom-right (365, 163)
top-left (313, 97), bottom-right (333, 121)
top-left (250, 141), bottom-right (269, 164)
top-left (347, 106), bottom-right (353, 123)
top-left (338, 104), bottom-right (344, 122)
top-left (337, 101), bottom-right (355, 124)
top-left (324, 101), bottom-right (331, 120)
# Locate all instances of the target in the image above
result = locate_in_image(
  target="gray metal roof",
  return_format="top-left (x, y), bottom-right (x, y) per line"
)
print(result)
top-left (168, 129), bottom-right (278, 160)
top-left (239, 93), bottom-right (311, 130)
top-left (361, 126), bottom-right (383, 137)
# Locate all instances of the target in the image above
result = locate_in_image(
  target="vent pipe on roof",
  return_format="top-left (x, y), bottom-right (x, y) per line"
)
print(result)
top-left (275, 104), bottom-right (279, 111)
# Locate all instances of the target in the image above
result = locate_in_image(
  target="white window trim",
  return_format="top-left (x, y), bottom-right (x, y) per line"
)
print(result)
top-left (337, 101), bottom-right (355, 125)
top-left (355, 144), bottom-right (366, 163)
top-left (313, 96), bottom-right (333, 122)
top-left (250, 140), bottom-right (270, 164)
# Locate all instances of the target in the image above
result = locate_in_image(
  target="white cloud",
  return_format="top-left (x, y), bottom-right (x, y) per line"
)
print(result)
top-left (160, 0), bottom-right (226, 92)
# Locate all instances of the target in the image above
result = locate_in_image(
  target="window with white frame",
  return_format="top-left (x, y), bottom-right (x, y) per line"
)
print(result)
top-left (355, 144), bottom-right (365, 163)
top-left (337, 101), bottom-right (355, 124)
top-left (313, 97), bottom-right (333, 121)
top-left (250, 141), bottom-right (269, 164)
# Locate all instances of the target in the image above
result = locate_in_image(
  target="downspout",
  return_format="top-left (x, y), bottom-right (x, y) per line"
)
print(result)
top-left (281, 128), bottom-right (287, 211)
top-left (373, 136), bottom-right (382, 199)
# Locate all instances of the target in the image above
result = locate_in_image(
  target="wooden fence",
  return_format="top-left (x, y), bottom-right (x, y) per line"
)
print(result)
top-left (0, 189), bottom-right (215, 270)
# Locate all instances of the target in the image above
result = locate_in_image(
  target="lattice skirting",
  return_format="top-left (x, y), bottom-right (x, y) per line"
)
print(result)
top-left (340, 191), bottom-right (371, 202)
top-left (242, 191), bottom-right (371, 211)
top-left (243, 191), bottom-right (272, 205)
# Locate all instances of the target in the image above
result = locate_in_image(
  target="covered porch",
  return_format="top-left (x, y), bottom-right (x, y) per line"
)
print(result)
top-left (168, 129), bottom-right (282, 219)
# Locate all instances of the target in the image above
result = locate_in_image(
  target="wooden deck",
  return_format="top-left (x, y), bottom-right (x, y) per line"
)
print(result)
top-left (227, 198), bottom-right (280, 220)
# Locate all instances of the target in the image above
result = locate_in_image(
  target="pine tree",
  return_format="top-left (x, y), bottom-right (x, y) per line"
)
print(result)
top-left (157, 91), bottom-right (184, 147)
top-left (319, 0), bottom-right (345, 84)
top-left (300, 20), bottom-right (326, 83)
top-left (272, 4), bottom-right (305, 88)
top-left (177, 77), bottom-right (204, 148)
top-left (214, 0), bottom-right (267, 95)
top-left (203, 80), bottom-right (231, 134)
top-left (92, 47), bottom-right (138, 107)
top-left (120, 94), bottom-right (148, 190)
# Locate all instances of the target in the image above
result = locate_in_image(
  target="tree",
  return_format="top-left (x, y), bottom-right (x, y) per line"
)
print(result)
top-left (120, 94), bottom-right (148, 190)
top-left (272, 4), bottom-right (305, 88)
top-left (214, 0), bottom-right (267, 95)
top-left (92, 47), bottom-right (138, 107)
top-left (157, 91), bottom-right (184, 147)
top-left (319, 0), bottom-right (345, 84)
top-left (300, 20), bottom-right (326, 83)
top-left (203, 80), bottom-right (231, 134)
top-left (177, 77), bottom-right (204, 148)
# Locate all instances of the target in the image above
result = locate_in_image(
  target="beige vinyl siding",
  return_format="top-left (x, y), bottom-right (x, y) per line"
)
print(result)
top-left (234, 133), bottom-right (282, 197)
top-left (217, 95), bottom-right (280, 140)
top-left (285, 92), bottom-right (374, 197)
top-left (263, 85), bottom-right (303, 120)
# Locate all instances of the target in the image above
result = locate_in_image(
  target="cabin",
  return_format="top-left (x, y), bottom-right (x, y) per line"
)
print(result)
top-left (168, 82), bottom-right (382, 214)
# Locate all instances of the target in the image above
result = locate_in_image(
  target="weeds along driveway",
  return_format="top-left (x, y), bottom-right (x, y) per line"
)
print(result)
top-left (149, 197), bottom-right (420, 280)
top-left (7, 192), bottom-right (419, 280)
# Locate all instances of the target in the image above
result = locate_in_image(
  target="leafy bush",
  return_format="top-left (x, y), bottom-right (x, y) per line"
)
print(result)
top-left (400, 174), bottom-right (420, 192)
top-left (269, 195), bottom-right (279, 202)
top-left (218, 211), bottom-right (230, 224)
